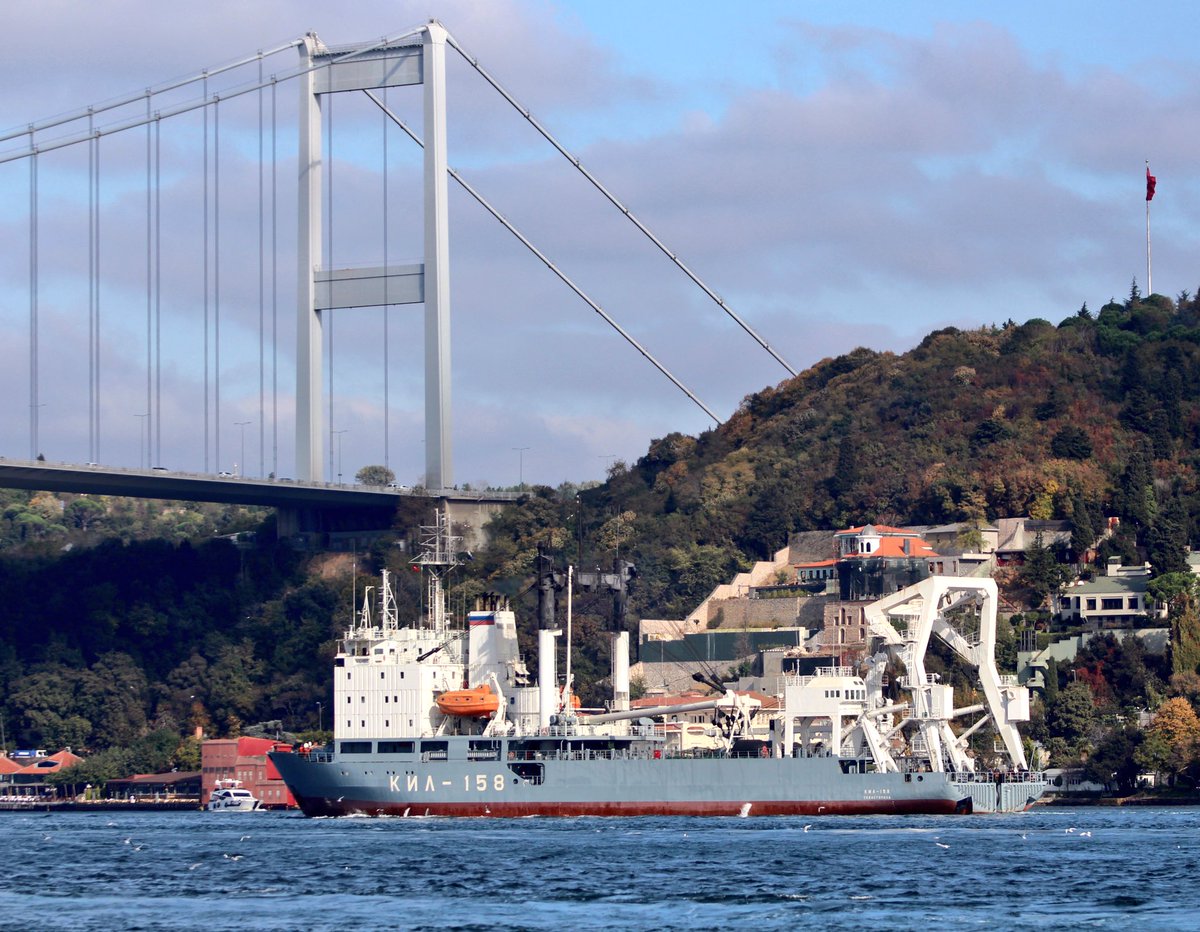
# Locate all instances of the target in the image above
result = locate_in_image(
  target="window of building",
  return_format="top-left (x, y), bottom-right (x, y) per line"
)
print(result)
top-left (1086, 598), bottom-right (1096, 610)
top-left (1101, 598), bottom-right (1122, 610)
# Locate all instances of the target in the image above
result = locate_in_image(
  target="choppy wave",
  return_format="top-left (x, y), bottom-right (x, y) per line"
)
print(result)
top-left (0, 807), bottom-right (1197, 930)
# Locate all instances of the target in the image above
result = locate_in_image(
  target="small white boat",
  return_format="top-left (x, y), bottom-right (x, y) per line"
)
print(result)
top-left (206, 779), bottom-right (263, 812)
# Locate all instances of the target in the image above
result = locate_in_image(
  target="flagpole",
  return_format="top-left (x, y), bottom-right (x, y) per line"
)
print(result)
top-left (1146, 161), bottom-right (1153, 296)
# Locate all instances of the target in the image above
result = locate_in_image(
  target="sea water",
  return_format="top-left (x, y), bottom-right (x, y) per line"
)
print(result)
top-left (0, 806), bottom-right (1196, 930)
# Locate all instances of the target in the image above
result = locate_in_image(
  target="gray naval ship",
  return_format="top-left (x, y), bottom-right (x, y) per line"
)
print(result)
top-left (270, 512), bottom-right (1046, 817)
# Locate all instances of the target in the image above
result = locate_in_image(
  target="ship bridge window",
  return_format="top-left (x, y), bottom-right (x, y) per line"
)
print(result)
top-left (340, 741), bottom-right (372, 754)
top-left (421, 740), bottom-right (449, 761)
top-left (378, 741), bottom-right (414, 754)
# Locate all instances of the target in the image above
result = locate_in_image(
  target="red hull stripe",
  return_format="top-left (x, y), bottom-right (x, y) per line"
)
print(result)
top-left (297, 797), bottom-right (964, 818)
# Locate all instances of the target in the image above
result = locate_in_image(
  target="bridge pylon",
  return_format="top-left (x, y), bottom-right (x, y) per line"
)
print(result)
top-left (296, 22), bottom-right (452, 489)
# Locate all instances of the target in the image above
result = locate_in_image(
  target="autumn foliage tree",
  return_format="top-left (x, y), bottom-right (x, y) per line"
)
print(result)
top-left (1136, 697), bottom-right (1200, 786)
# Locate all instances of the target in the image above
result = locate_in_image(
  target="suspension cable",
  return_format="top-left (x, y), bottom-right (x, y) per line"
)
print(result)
top-left (445, 31), bottom-right (797, 379)
top-left (0, 30), bottom-right (426, 164)
top-left (364, 90), bottom-right (719, 425)
top-left (0, 39), bottom-right (304, 145)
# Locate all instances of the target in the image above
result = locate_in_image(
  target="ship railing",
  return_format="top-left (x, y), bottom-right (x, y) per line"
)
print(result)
top-left (304, 748), bottom-right (334, 763)
top-left (780, 667), bottom-right (856, 688)
top-left (947, 769), bottom-right (1044, 784)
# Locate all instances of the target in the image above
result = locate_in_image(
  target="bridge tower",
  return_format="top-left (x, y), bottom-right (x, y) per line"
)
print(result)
top-left (297, 22), bottom-right (452, 489)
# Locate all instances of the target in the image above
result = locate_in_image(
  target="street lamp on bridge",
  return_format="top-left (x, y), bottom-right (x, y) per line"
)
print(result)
top-left (234, 420), bottom-right (251, 477)
top-left (332, 430), bottom-right (349, 485)
top-left (134, 413), bottom-right (150, 469)
top-left (513, 447), bottom-right (530, 489)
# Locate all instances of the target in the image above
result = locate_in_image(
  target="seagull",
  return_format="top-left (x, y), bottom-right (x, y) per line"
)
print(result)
top-left (935, 842), bottom-right (950, 849)
top-left (1065, 827), bottom-right (1076, 834)
top-left (223, 853), bottom-right (243, 861)
top-left (1020, 833), bottom-right (1027, 840)
top-left (188, 863), bottom-right (202, 871)
top-left (132, 844), bottom-right (146, 852)
top-left (803, 824), bottom-right (812, 832)
top-left (122, 837), bottom-right (132, 845)
top-left (41, 833), bottom-right (52, 841)
top-left (239, 834), bottom-right (252, 841)
top-left (1080, 831), bottom-right (1092, 838)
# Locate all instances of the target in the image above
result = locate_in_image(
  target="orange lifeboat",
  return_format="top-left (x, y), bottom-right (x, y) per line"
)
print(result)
top-left (436, 684), bottom-right (500, 718)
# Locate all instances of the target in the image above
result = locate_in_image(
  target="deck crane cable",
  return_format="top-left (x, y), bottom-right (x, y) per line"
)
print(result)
top-left (444, 31), bottom-right (798, 380)
top-left (364, 90), bottom-right (720, 426)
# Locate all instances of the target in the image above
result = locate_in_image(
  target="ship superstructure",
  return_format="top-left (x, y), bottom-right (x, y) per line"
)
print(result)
top-left (271, 511), bottom-right (1045, 816)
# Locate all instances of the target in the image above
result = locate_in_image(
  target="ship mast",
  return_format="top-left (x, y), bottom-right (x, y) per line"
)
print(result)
top-left (412, 508), bottom-right (462, 633)
top-left (563, 566), bottom-right (574, 713)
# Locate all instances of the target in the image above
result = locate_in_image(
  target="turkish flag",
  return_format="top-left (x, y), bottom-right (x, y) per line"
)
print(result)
top-left (1146, 168), bottom-right (1157, 201)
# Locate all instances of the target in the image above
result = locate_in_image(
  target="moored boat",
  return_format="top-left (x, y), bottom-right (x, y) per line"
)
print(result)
top-left (206, 779), bottom-right (263, 812)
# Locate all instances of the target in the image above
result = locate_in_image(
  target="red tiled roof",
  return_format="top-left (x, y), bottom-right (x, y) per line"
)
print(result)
top-left (16, 754), bottom-right (81, 776)
top-left (0, 756), bottom-right (22, 774)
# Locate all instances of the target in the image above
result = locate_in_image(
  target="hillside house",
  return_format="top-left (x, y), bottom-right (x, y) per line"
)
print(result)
top-left (1056, 559), bottom-right (1161, 627)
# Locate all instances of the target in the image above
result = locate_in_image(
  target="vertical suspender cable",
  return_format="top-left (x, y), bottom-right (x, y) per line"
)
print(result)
top-left (145, 92), bottom-right (152, 461)
top-left (326, 87), bottom-right (335, 482)
top-left (154, 114), bottom-right (162, 468)
top-left (29, 130), bottom-right (38, 461)
top-left (95, 136), bottom-right (102, 461)
top-left (214, 96), bottom-right (221, 473)
top-left (88, 115), bottom-right (95, 462)
top-left (382, 84), bottom-right (390, 472)
top-left (257, 53), bottom-right (265, 478)
top-left (271, 76), bottom-right (278, 479)
top-left (202, 72), bottom-right (210, 473)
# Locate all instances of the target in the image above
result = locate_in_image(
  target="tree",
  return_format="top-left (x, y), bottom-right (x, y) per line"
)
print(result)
top-left (1069, 494), bottom-right (1095, 562)
top-left (1140, 697), bottom-right (1200, 785)
top-left (355, 465), bottom-right (395, 487)
top-left (1084, 723), bottom-right (1142, 794)
top-left (1047, 679), bottom-right (1097, 751)
top-left (1050, 425), bottom-right (1093, 460)
top-left (1146, 500), bottom-right (1189, 576)
top-left (1146, 573), bottom-right (1200, 677)
top-left (1020, 533), bottom-right (1069, 609)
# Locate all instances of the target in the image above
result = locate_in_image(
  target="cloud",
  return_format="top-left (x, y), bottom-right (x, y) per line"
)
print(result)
top-left (0, 3), bottom-right (1195, 487)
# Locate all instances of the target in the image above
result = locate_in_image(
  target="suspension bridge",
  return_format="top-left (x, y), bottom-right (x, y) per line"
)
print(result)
top-left (0, 20), bottom-right (796, 533)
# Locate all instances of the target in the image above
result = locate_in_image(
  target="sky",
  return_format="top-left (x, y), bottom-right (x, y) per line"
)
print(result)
top-left (0, 1), bottom-right (1195, 490)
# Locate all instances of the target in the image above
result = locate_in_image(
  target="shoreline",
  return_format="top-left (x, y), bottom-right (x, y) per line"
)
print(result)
top-left (0, 799), bottom-right (200, 812)
top-left (1043, 794), bottom-right (1200, 807)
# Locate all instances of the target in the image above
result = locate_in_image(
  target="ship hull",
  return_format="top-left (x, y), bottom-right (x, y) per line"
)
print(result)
top-left (269, 748), bottom-right (1018, 818)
